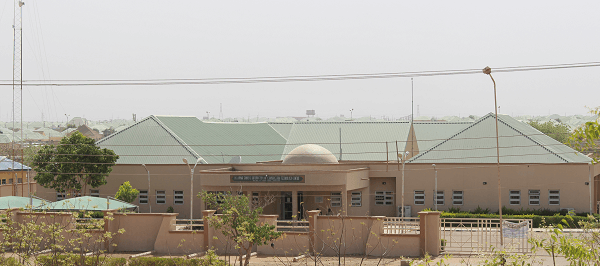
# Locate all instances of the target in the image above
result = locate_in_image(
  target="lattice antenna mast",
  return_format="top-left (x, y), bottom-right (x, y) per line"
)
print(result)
top-left (12, 0), bottom-right (24, 195)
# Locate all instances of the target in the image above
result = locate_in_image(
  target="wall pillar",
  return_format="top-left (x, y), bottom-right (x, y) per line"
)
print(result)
top-left (202, 210), bottom-right (216, 251)
top-left (342, 186), bottom-right (348, 215)
top-left (418, 211), bottom-right (441, 257)
top-left (307, 210), bottom-right (320, 254)
top-left (292, 190), bottom-right (298, 220)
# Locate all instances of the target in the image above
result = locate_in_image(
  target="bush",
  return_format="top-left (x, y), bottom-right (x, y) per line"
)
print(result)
top-left (37, 254), bottom-right (127, 266)
top-left (0, 257), bottom-right (20, 266)
top-left (129, 254), bottom-right (227, 266)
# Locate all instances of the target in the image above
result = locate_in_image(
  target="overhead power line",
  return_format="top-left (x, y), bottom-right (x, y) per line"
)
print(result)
top-left (0, 62), bottom-right (599, 87)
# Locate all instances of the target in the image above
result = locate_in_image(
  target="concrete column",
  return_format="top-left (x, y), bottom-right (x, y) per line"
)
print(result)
top-left (342, 186), bottom-right (348, 215)
top-left (102, 210), bottom-right (116, 252)
top-left (292, 190), bottom-right (298, 220)
top-left (418, 211), bottom-right (441, 257)
top-left (307, 210), bottom-right (320, 254)
top-left (202, 209), bottom-right (216, 251)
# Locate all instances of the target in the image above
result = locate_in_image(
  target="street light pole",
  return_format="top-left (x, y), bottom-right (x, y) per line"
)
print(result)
top-left (141, 164), bottom-right (151, 213)
top-left (432, 164), bottom-right (437, 211)
top-left (401, 151), bottom-right (409, 218)
top-left (483, 66), bottom-right (504, 246)
top-left (183, 158), bottom-right (203, 220)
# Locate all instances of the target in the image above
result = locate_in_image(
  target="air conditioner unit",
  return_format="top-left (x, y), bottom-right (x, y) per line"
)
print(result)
top-left (397, 206), bottom-right (411, 217)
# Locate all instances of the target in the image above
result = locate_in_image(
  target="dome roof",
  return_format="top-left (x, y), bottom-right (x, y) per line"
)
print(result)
top-left (282, 144), bottom-right (339, 164)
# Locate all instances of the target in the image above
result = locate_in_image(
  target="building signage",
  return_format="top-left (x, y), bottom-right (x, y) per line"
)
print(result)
top-left (230, 175), bottom-right (305, 183)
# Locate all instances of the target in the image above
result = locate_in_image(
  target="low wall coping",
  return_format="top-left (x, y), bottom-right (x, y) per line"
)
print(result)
top-left (280, 232), bottom-right (308, 236)
top-left (317, 215), bottom-right (386, 220)
top-left (15, 211), bottom-right (73, 216)
top-left (381, 234), bottom-right (420, 237)
top-left (168, 230), bottom-right (205, 234)
top-left (259, 215), bottom-right (279, 218)
top-left (111, 213), bottom-right (179, 216)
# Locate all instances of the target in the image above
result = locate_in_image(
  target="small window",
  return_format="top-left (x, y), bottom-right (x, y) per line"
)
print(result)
top-left (376, 191), bottom-right (394, 205)
top-left (549, 190), bottom-right (560, 205)
top-left (509, 190), bottom-right (520, 205)
top-left (1, 179), bottom-right (6, 185)
top-left (57, 192), bottom-right (65, 201)
top-left (529, 190), bottom-right (540, 205)
top-left (9, 179), bottom-right (13, 184)
top-left (17, 178), bottom-right (22, 184)
top-left (436, 191), bottom-right (445, 206)
top-left (452, 191), bottom-right (463, 205)
top-left (252, 192), bottom-right (259, 205)
top-left (331, 192), bottom-right (342, 207)
top-left (414, 190), bottom-right (425, 205)
top-left (139, 190), bottom-right (148, 204)
top-left (174, 190), bottom-right (184, 205)
top-left (90, 189), bottom-right (100, 197)
top-left (351, 191), bottom-right (362, 207)
top-left (156, 190), bottom-right (166, 204)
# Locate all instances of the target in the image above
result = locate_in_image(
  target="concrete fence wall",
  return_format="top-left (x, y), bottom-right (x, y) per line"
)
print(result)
top-left (0, 209), bottom-right (440, 258)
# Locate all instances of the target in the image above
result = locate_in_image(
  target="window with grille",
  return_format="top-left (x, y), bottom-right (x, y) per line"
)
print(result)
top-left (156, 190), bottom-right (166, 204)
top-left (331, 192), bottom-right (342, 207)
top-left (139, 190), bottom-right (148, 204)
top-left (414, 190), bottom-right (425, 205)
top-left (17, 178), bottom-right (22, 183)
top-left (351, 192), bottom-right (362, 207)
top-left (90, 189), bottom-right (100, 197)
top-left (252, 192), bottom-right (259, 205)
top-left (452, 191), bottom-right (463, 205)
top-left (174, 190), bottom-right (184, 205)
top-left (56, 192), bottom-right (65, 201)
top-left (435, 191), bottom-right (445, 206)
top-left (549, 190), bottom-right (560, 205)
top-left (509, 190), bottom-right (521, 205)
top-left (375, 191), bottom-right (394, 205)
top-left (529, 190), bottom-right (540, 205)
top-left (1, 179), bottom-right (5, 185)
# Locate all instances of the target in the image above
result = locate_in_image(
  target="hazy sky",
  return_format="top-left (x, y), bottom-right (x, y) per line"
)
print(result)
top-left (0, 1), bottom-right (599, 122)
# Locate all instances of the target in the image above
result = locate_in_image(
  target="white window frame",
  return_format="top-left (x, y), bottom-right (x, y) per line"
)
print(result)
top-left (529, 190), bottom-right (540, 205)
top-left (56, 191), bottom-right (65, 201)
top-left (174, 190), bottom-right (184, 205)
top-left (156, 190), bottom-right (166, 204)
top-left (452, 191), bottom-right (463, 205)
top-left (435, 191), bottom-right (445, 206)
top-left (138, 190), bottom-right (148, 204)
top-left (414, 190), bottom-right (425, 205)
top-left (509, 190), bottom-right (521, 205)
top-left (351, 191), bottom-right (362, 207)
top-left (549, 190), bottom-right (560, 205)
top-left (90, 189), bottom-right (100, 197)
top-left (331, 192), bottom-right (342, 207)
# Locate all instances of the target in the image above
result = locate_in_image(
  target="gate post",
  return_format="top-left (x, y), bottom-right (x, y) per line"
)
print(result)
top-left (419, 211), bottom-right (441, 256)
top-left (202, 210), bottom-right (216, 251)
top-left (307, 210), bottom-right (320, 253)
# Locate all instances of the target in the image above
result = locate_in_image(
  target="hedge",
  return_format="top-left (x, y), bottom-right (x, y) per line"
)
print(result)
top-left (439, 212), bottom-right (596, 228)
top-left (129, 257), bottom-right (227, 266)
top-left (36, 255), bottom-right (127, 266)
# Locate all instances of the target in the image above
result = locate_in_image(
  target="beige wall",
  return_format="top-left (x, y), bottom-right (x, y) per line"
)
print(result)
top-left (0, 170), bottom-right (35, 197)
top-left (34, 161), bottom-right (597, 219)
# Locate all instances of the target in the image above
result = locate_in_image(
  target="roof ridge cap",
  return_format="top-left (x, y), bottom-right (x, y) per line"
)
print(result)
top-left (152, 116), bottom-right (202, 161)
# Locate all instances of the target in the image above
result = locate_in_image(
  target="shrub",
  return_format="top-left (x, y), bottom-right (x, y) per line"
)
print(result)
top-left (0, 257), bottom-right (20, 266)
top-left (37, 254), bottom-right (127, 266)
top-left (129, 255), bottom-right (227, 266)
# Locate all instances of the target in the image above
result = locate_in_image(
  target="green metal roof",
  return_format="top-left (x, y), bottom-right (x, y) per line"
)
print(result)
top-left (282, 121), bottom-right (411, 161)
top-left (38, 196), bottom-right (137, 211)
top-left (408, 113), bottom-right (591, 164)
top-left (96, 116), bottom-right (199, 164)
top-left (412, 122), bottom-right (472, 152)
top-left (0, 196), bottom-right (48, 210)
top-left (268, 122), bottom-right (294, 140)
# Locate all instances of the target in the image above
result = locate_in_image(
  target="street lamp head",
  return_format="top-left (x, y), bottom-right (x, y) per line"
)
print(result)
top-left (195, 158), bottom-right (203, 164)
top-left (432, 164), bottom-right (436, 170)
top-left (182, 158), bottom-right (188, 164)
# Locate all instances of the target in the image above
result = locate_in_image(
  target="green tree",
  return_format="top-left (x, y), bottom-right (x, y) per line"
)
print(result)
top-left (201, 191), bottom-right (282, 266)
top-left (527, 120), bottom-right (571, 143)
top-left (32, 131), bottom-right (119, 198)
top-left (569, 106), bottom-right (600, 163)
top-left (115, 181), bottom-right (139, 203)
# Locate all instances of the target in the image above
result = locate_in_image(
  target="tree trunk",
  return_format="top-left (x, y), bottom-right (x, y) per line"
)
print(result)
top-left (244, 244), bottom-right (253, 266)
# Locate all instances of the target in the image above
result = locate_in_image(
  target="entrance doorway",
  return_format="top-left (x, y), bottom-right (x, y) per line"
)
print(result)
top-left (281, 191), bottom-right (305, 220)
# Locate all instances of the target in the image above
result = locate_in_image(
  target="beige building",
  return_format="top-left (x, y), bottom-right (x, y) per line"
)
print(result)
top-left (33, 114), bottom-right (600, 219)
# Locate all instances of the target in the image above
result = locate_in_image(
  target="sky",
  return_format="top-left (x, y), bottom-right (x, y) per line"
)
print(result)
top-left (0, 1), bottom-right (599, 122)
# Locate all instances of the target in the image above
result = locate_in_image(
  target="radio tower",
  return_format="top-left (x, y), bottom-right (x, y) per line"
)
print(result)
top-left (12, 0), bottom-right (24, 196)
top-left (219, 103), bottom-right (223, 120)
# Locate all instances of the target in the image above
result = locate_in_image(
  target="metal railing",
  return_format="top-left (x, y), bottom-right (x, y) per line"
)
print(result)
top-left (440, 218), bottom-right (532, 254)
top-left (383, 217), bottom-right (420, 234)
top-left (276, 220), bottom-right (309, 232)
top-left (174, 219), bottom-right (204, 231)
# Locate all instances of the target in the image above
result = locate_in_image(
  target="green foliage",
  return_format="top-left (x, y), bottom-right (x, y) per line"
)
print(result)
top-left (472, 205), bottom-right (490, 214)
top-left (447, 207), bottom-right (461, 213)
top-left (0, 257), bottom-right (20, 266)
top-left (166, 206), bottom-right (174, 213)
top-left (201, 191), bottom-right (282, 266)
top-left (36, 254), bottom-right (127, 266)
top-left (569, 106), bottom-right (600, 163)
top-left (129, 253), bottom-right (227, 266)
top-left (32, 131), bottom-right (119, 197)
top-left (115, 181), bottom-right (139, 203)
top-left (527, 120), bottom-right (571, 143)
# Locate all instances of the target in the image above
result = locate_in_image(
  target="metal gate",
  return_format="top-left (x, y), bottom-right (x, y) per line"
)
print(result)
top-left (440, 218), bottom-right (532, 254)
